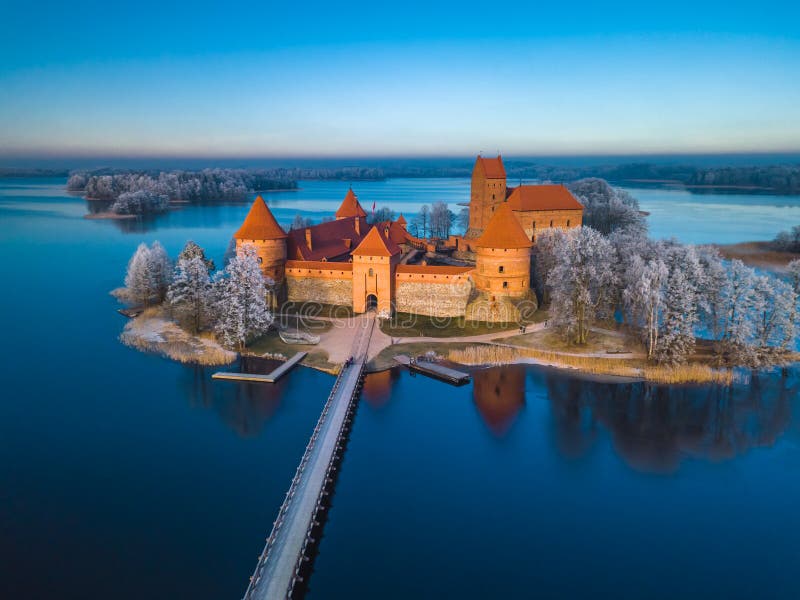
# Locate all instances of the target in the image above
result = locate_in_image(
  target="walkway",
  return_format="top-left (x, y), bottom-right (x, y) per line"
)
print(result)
top-left (243, 313), bottom-right (375, 600)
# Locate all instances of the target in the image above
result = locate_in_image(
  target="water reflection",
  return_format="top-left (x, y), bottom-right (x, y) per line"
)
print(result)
top-left (545, 369), bottom-right (799, 473)
top-left (177, 358), bottom-right (288, 437)
top-left (362, 369), bottom-right (398, 408)
top-left (472, 365), bottom-right (526, 436)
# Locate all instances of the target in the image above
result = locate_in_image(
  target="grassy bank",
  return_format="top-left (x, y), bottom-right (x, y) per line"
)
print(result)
top-left (380, 311), bottom-right (546, 338)
top-left (447, 344), bottom-right (735, 385)
top-left (246, 331), bottom-right (338, 374)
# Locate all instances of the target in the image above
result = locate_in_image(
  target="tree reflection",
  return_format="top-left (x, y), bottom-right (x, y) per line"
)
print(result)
top-left (544, 368), bottom-right (799, 473)
top-left (178, 357), bottom-right (286, 437)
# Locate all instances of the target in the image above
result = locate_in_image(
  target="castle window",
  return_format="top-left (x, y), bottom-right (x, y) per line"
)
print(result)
top-left (499, 265), bottom-right (504, 273)
top-left (369, 268), bottom-right (374, 277)
top-left (567, 219), bottom-right (571, 226)
top-left (257, 257), bottom-right (263, 264)
top-left (532, 221), bottom-right (536, 229)
top-left (502, 281), bottom-right (508, 288)
top-left (550, 220), bottom-right (554, 227)
top-left (492, 194), bottom-right (495, 200)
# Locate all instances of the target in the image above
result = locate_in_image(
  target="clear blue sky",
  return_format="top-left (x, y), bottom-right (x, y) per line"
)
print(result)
top-left (1, 0), bottom-right (798, 158)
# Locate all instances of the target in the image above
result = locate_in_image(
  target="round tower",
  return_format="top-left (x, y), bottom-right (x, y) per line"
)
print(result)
top-left (234, 195), bottom-right (287, 284)
top-left (473, 202), bottom-right (532, 298)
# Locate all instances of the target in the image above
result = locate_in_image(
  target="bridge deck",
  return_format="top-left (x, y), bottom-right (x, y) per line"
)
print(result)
top-left (213, 352), bottom-right (307, 384)
top-left (243, 315), bottom-right (375, 599)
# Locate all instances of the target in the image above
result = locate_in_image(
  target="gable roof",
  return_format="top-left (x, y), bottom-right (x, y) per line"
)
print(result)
top-left (234, 195), bottom-right (287, 240)
top-left (475, 202), bottom-right (532, 249)
top-left (474, 155), bottom-right (506, 179)
top-left (351, 225), bottom-right (402, 257)
top-left (286, 216), bottom-right (366, 261)
top-left (507, 184), bottom-right (584, 212)
top-left (335, 188), bottom-right (367, 219)
top-left (375, 220), bottom-right (411, 245)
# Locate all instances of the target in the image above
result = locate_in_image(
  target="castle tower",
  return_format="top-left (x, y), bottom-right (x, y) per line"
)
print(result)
top-left (469, 155), bottom-right (507, 233)
top-left (473, 202), bottom-right (532, 298)
top-left (234, 195), bottom-right (287, 283)
top-left (351, 225), bottom-right (402, 314)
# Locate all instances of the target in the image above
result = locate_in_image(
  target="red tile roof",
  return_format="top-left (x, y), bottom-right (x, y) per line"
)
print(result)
top-left (351, 225), bottom-right (402, 257)
top-left (234, 195), bottom-right (287, 240)
top-left (475, 155), bottom-right (506, 179)
top-left (396, 213), bottom-right (407, 225)
top-left (396, 265), bottom-right (473, 275)
top-left (475, 202), bottom-right (533, 249)
top-left (335, 189), bottom-right (367, 219)
top-left (506, 185), bottom-right (584, 212)
top-left (286, 260), bottom-right (353, 271)
top-left (375, 220), bottom-right (411, 245)
top-left (286, 216), bottom-right (367, 261)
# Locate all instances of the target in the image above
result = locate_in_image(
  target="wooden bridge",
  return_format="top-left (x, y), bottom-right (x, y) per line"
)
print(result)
top-left (242, 314), bottom-right (375, 599)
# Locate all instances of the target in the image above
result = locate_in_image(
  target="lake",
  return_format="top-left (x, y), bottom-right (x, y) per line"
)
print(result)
top-left (1, 178), bottom-right (799, 599)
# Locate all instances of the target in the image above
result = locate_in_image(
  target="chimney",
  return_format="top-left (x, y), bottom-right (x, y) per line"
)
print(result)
top-left (305, 227), bottom-right (312, 250)
top-left (355, 217), bottom-right (360, 235)
top-left (344, 238), bottom-right (352, 249)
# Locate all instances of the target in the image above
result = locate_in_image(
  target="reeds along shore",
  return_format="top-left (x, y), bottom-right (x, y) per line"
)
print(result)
top-left (447, 345), bottom-right (736, 385)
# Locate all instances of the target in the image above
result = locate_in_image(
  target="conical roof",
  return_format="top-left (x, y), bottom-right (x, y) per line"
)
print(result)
top-left (351, 225), bottom-right (401, 257)
top-left (396, 213), bottom-right (407, 225)
top-left (475, 202), bottom-right (532, 249)
top-left (335, 188), bottom-right (367, 219)
top-left (234, 196), bottom-right (287, 240)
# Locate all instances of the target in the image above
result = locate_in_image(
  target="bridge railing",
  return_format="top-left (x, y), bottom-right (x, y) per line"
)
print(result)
top-left (243, 316), bottom-right (374, 599)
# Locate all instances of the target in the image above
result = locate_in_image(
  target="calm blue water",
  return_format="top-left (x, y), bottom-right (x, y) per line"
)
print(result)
top-left (1, 178), bottom-right (799, 599)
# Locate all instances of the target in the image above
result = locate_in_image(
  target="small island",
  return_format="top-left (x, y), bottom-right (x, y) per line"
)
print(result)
top-left (115, 155), bottom-right (800, 384)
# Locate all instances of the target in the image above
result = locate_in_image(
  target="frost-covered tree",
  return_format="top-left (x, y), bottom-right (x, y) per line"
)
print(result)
top-left (532, 228), bottom-right (566, 305)
top-left (548, 227), bottom-right (617, 345)
top-left (568, 178), bottom-right (646, 235)
top-left (167, 255), bottom-right (212, 333)
top-left (147, 241), bottom-right (171, 304)
top-left (110, 190), bottom-right (169, 214)
top-left (716, 260), bottom-right (759, 365)
top-left (752, 275), bottom-right (797, 356)
top-left (655, 267), bottom-right (697, 364)
top-left (212, 244), bottom-right (272, 349)
top-left (623, 255), bottom-right (668, 359)
top-left (124, 243), bottom-right (155, 306)
top-left (177, 240), bottom-right (215, 271)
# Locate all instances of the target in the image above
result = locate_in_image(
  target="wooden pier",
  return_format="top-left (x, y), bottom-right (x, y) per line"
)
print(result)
top-left (213, 352), bottom-right (307, 384)
top-left (394, 354), bottom-right (471, 384)
top-left (243, 315), bottom-right (375, 599)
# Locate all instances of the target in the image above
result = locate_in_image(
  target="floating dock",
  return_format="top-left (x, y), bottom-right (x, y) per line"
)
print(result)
top-left (394, 355), bottom-right (471, 384)
top-left (212, 352), bottom-right (307, 384)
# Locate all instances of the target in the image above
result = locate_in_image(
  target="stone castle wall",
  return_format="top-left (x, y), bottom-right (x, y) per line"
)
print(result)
top-left (395, 277), bottom-right (473, 317)
top-left (285, 261), bottom-right (353, 307)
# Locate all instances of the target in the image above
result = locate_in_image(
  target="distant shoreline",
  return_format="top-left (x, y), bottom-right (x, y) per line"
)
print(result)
top-left (714, 241), bottom-right (800, 273)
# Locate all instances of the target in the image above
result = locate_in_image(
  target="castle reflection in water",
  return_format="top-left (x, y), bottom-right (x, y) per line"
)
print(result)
top-left (179, 359), bottom-right (799, 474)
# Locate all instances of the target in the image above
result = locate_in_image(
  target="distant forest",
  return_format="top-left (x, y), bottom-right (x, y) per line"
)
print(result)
top-left (67, 169), bottom-right (299, 215)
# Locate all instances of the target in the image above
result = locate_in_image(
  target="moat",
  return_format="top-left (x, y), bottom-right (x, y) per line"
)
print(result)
top-left (2, 177), bottom-right (800, 599)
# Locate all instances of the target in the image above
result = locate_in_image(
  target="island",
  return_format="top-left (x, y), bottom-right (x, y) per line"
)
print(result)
top-left (115, 155), bottom-right (800, 384)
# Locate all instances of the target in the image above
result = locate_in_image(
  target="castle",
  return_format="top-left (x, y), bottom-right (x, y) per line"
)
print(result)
top-left (233, 155), bottom-right (583, 320)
